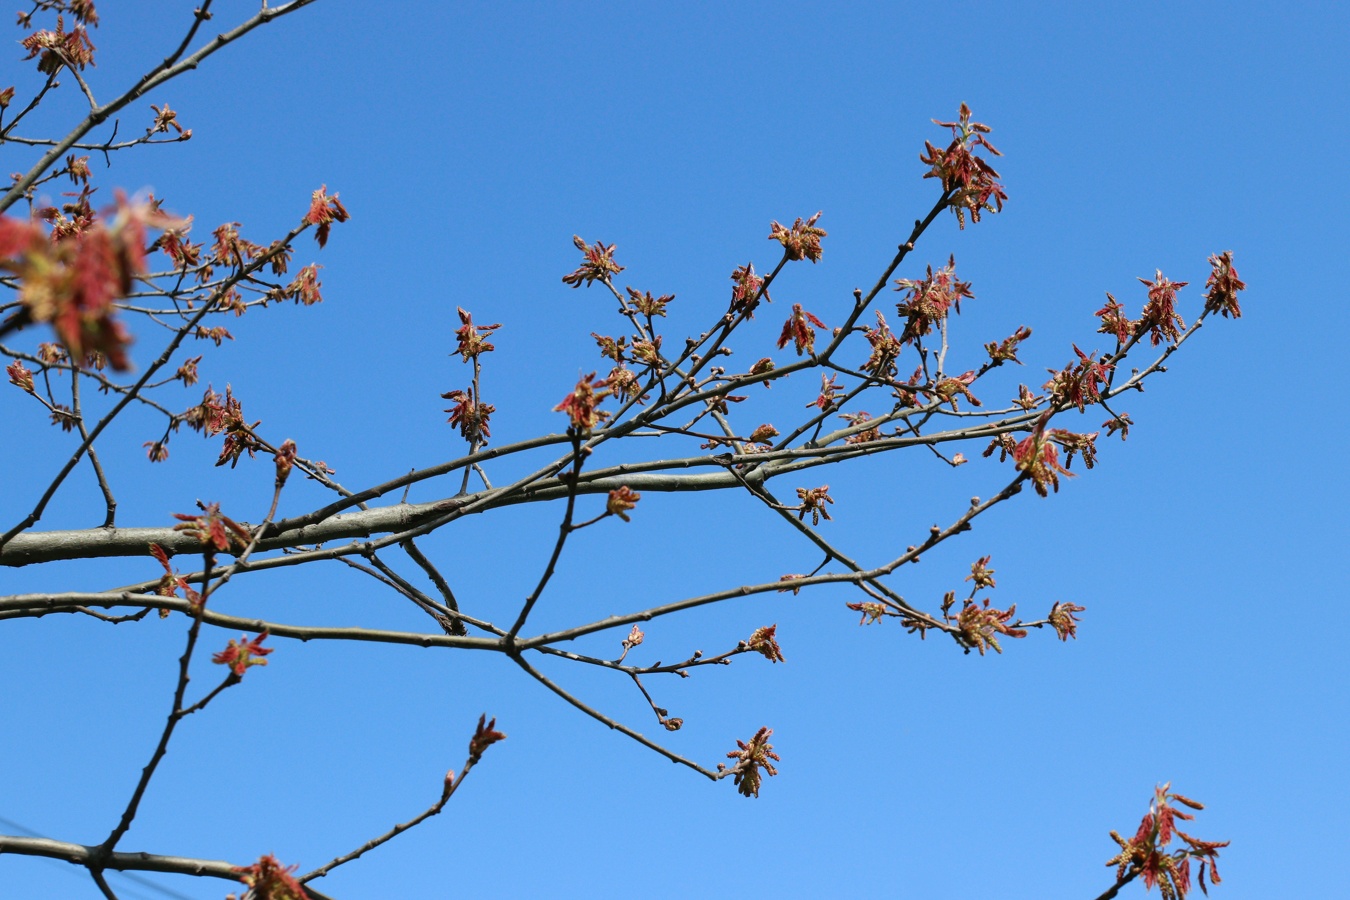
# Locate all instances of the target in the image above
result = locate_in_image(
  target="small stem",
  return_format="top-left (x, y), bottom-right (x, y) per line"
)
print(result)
top-left (507, 433), bottom-right (586, 639)
top-left (509, 652), bottom-right (718, 779)
top-left (70, 371), bottom-right (117, 527)
top-left (98, 553), bottom-right (214, 859)
top-left (1092, 867), bottom-right (1141, 900)
top-left (400, 538), bottom-right (467, 635)
top-left (89, 867), bottom-right (120, 900)
top-left (300, 757), bottom-right (478, 884)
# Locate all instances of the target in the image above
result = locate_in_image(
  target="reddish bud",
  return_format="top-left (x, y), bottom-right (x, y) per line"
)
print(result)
top-left (212, 632), bottom-right (272, 676)
top-left (777, 304), bottom-right (827, 356)
top-left (468, 714), bottom-right (506, 764)
top-left (274, 439), bottom-right (297, 486)
top-left (606, 485), bottom-right (640, 522)
top-left (232, 854), bottom-right (305, 900)
top-left (1203, 251), bottom-right (1246, 319)
top-left (745, 624), bottom-right (785, 663)
top-left (554, 372), bottom-right (611, 432)
top-left (6, 360), bottom-right (34, 393)
top-left (304, 184), bottom-right (350, 248)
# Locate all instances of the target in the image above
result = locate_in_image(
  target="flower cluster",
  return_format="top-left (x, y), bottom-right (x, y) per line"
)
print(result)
top-left (193, 324), bottom-right (234, 346)
top-left (894, 256), bottom-right (973, 344)
top-left (777, 304), bottom-right (828, 356)
top-left (606, 485), bottom-right (641, 521)
top-left (808, 373), bottom-right (842, 412)
top-left (1013, 431), bottom-right (1074, 497)
top-left (768, 211), bottom-right (826, 262)
top-left (210, 222), bottom-right (264, 268)
top-left (65, 154), bottom-right (91, 184)
top-left (1105, 785), bottom-right (1227, 899)
top-left (744, 624), bottom-right (785, 663)
top-left (149, 543), bottom-right (201, 608)
top-left (1203, 251), bottom-right (1246, 319)
top-left (1103, 412), bottom-right (1133, 441)
top-left (729, 262), bottom-right (766, 318)
top-left (956, 598), bottom-right (1027, 655)
top-left (176, 384), bottom-right (263, 467)
top-left (454, 307), bottom-right (500, 361)
top-left (892, 366), bottom-right (926, 409)
top-left (181, 386), bottom-right (225, 435)
top-left (1048, 601), bottom-right (1086, 641)
top-left (847, 600), bottom-right (889, 625)
top-left (630, 336), bottom-right (662, 367)
top-left (862, 311), bottom-right (903, 377)
top-left (442, 388), bottom-right (495, 444)
top-left (1095, 293), bottom-right (1137, 344)
top-left (1138, 270), bottom-right (1189, 346)
top-left (1050, 428), bottom-right (1099, 470)
top-left (984, 432), bottom-right (1017, 462)
top-left (153, 221), bottom-right (199, 271)
top-left (1044, 345), bottom-right (1112, 412)
top-left (216, 390), bottom-right (265, 468)
top-left (592, 332), bottom-right (627, 363)
top-left (605, 365), bottom-right (643, 403)
top-left (172, 501), bottom-right (251, 554)
top-left (748, 357), bottom-right (775, 386)
top-left (562, 235), bottom-right (623, 288)
top-left (966, 555), bottom-right (996, 590)
top-left (839, 410), bottom-right (881, 444)
top-left (230, 854), bottom-right (305, 900)
top-left (212, 632), bottom-right (273, 677)
top-left (554, 372), bottom-right (612, 432)
top-left (934, 371), bottom-right (981, 411)
top-left (985, 325), bottom-right (1032, 364)
top-left (796, 485), bottom-right (834, 524)
top-left (723, 726), bottom-right (780, 798)
top-left (148, 102), bottom-right (187, 137)
top-left (626, 287), bottom-right (672, 318)
top-left (277, 262), bottom-right (325, 305)
top-left (303, 184), bottom-right (350, 248)
top-left (1013, 383), bottom-right (1042, 410)
top-left (21, 14), bottom-right (96, 74)
top-left (747, 423), bottom-right (779, 444)
top-left (919, 103), bottom-right (1007, 228)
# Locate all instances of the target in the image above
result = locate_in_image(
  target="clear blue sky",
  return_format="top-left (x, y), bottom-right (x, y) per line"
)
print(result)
top-left (2, 1), bottom-right (1347, 897)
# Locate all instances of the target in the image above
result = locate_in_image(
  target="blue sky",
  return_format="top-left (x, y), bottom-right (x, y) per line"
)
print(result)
top-left (1, 1), bottom-right (1347, 897)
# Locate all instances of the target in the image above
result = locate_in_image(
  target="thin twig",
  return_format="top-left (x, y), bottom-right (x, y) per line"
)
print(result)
top-left (510, 652), bottom-right (718, 779)
top-left (1092, 867), bottom-right (1141, 900)
top-left (97, 554), bottom-right (214, 860)
top-left (507, 434), bottom-right (586, 639)
top-left (70, 371), bottom-right (117, 527)
top-left (400, 538), bottom-right (466, 635)
top-left (300, 756), bottom-right (480, 884)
